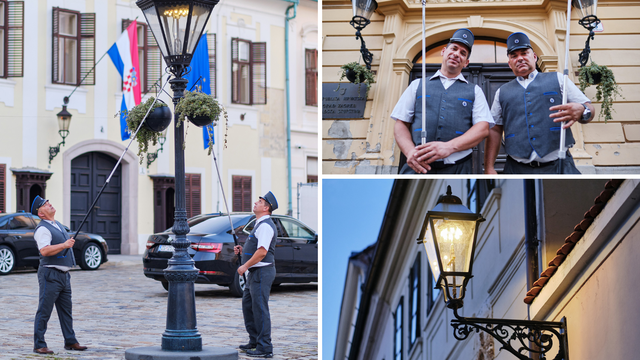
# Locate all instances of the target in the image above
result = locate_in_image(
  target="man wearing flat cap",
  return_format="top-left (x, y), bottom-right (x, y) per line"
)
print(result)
top-left (233, 191), bottom-right (279, 358)
top-left (485, 32), bottom-right (595, 174)
top-left (392, 28), bottom-right (494, 174)
top-left (30, 195), bottom-right (88, 355)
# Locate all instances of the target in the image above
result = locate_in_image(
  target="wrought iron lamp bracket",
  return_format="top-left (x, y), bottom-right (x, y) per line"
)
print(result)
top-left (49, 130), bottom-right (69, 164)
top-left (451, 309), bottom-right (569, 360)
top-left (577, 15), bottom-right (601, 67)
top-left (350, 15), bottom-right (374, 70)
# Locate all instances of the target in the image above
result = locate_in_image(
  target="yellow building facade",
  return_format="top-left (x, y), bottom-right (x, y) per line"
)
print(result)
top-left (322, 0), bottom-right (640, 174)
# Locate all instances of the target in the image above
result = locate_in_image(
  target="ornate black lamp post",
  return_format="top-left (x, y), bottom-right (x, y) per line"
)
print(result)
top-left (418, 186), bottom-right (570, 360)
top-left (350, 0), bottom-right (377, 70)
top-left (126, 1), bottom-right (236, 359)
top-left (573, 0), bottom-right (600, 67)
top-left (49, 97), bottom-right (72, 164)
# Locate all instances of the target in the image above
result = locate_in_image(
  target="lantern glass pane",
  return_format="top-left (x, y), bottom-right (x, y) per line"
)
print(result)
top-left (433, 218), bottom-right (476, 274)
top-left (572, 0), bottom-right (597, 19)
top-left (421, 223), bottom-right (441, 283)
top-left (156, 3), bottom-right (190, 56)
top-left (352, 0), bottom-right (378, 20)
top-left (186, 3), bottom-right (210, 55)
top-left (142, 6), bottom-right (169, 58)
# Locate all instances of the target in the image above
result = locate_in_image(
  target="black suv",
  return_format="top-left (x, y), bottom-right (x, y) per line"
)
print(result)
top-left (0, 211), bottom-right (109, 274)
top-left (142, 213), bottom-right (317, 296)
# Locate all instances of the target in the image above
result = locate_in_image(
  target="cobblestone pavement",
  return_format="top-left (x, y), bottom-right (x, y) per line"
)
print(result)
top-left (0, 255), bottom-right (318, 360)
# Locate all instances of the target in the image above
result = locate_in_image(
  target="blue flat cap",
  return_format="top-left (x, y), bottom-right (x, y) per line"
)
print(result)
top-left (260, 191), bottom-right (278, 212)
top-left (31, 195), bottom-right (47, 216)
top-left (507, 32), bottom-right (533, 54)
top-left (449, 28), bottom-right (474, 53)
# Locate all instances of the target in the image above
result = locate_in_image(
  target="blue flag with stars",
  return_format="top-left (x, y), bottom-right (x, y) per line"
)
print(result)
top-left (185, 33), bottom-right (214, 149)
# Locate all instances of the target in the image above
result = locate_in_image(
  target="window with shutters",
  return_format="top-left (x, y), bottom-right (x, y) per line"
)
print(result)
top-left (52, 7), bottom-right (95, 86)
top-left (307, 156), bottom-right (318, 183)
top-left (185, 173), bottom-right (201, 219)
top-left (207, 32), bottom-right (216, 98)
top-left (123, 19), bottom-right (161, 94)
top-left (1, 0), bottom-right (24, 78)
top-left (305, 48), bottom-right (317, 106)
top-left (232, 175), bottom-right (252, 212)
top-left (231, 38), bottom-right (266, 105)
top-left (0, 164), bottom-right (5, 213)
top-left (408, 254), bottom-right (420, 347)
top-left (394, 297), bottom-right (404, 360)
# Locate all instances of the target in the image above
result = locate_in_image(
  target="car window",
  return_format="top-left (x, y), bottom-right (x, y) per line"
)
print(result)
top-left (277, 218), bottom-right (316, 240)
top-left (0, 215), bottom-right (11, 229)
top-left (9, 215), bottom-right (35, 230)
top-left (30, 215), bottom-right (42, 226)
top-left (189, 215), bottom-right (249, 235)
top-left (242, 219), bottom-right (256, 235)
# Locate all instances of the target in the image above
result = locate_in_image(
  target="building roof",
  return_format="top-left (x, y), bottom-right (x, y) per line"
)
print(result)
top-left (524, 179), bottom-right (625, 304)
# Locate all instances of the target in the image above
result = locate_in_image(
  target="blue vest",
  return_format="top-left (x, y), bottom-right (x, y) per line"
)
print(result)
top-left (242, 217), bottom-right (277, 265)
top-left (499, 72), bottom-right (575, 158)
top-left (36, 220), bottom-right (76, 267)
top-left (410, 77), bottom-right (476, 146)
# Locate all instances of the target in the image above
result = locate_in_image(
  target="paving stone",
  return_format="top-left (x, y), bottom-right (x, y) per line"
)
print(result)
top-left (0, 255), bottom-right (318, 360)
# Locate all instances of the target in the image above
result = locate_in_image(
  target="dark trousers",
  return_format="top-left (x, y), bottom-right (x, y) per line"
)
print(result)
top-left (34, 267), bottom-right (77, 349)
top-left (400, 155), bottom-right (472, 174)
top-left (504, 152), bottom-right (581, 174)
top-left (242, 265), bottom-right (275, 353)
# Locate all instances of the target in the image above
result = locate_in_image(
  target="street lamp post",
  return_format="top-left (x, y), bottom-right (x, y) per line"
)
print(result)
top-left (349, 0), bottom-right (378, 70)
top-left (573, 0), bottom-right (600, 67)
top-left (126, 1), bottom-right (237, 359)
top-left (49, 96), bottom-right (72, 164)
top-left (418, 186), bottom-right (570, 360)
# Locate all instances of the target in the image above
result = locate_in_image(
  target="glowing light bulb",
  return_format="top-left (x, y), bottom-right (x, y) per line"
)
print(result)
top-left (164, 7), bottom-right (189, 19)
top-left (455, 227), bottom-right (462, 240)
top-left (444, 255), bottom-right (448, 260)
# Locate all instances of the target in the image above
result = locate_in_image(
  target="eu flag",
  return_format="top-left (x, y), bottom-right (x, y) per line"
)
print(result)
top-left (185, 33), bottom-right (214, 149)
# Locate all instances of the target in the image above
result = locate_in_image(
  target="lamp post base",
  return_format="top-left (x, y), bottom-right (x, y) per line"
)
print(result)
top-left (125, 346), bottom-right (238, 360)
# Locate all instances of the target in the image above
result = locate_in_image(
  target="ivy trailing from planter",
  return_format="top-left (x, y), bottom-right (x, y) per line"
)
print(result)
top-left (123, 97), bottom-right (172, 164)
top-left (578, 61), bottom-right (623, 122)
top-left (335, 61), bottom-right (375, 98)
top-left (175, 89), bottom-right (228, 153)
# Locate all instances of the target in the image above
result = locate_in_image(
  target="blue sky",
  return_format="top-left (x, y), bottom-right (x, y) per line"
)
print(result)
top-left (322, 179), bottom-right (394, 359)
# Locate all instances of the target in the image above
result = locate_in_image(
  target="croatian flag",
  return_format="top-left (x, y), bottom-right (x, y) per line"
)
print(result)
top-left (108, 20), bottom-right (141, 141)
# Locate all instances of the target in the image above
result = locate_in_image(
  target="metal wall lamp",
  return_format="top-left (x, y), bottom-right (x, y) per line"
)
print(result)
top-left (417, 186), bottom-right (569, 360)
top-left (146, 129), bottom-right (168, 168)
top-left (573, 0), bottom-right (600, 67)
top-left (49, 96), bottom-right (72, 164)
top-left (350, 0), bottom-right (377, 70)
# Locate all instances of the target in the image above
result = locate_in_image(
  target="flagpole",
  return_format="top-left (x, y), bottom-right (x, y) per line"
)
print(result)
top-left (557, 0), bottom-right (572, 174)
top-left (65, 16), bottom-right (139, 102)
top-left (421, 0), bottom-right (427, 145)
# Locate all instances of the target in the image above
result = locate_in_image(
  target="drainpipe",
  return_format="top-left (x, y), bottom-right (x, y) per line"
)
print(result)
top-left (523, 180), bottom-right (539, 310)
top-left (284, 0), bottom-right (298, 216)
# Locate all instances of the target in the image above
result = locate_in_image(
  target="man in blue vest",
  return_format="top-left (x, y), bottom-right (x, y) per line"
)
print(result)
top-left (392, 28), bottom-right (494, 174)
top-left (31, 195), bottom-right (88, 354)
top-left (233, 191), bottom-right (279, 358)
top-left (484, 32), bottom-right (595, 174)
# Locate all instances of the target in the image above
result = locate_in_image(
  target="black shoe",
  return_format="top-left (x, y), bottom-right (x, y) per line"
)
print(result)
top-left (239, 343), bottom-right (257, 351)
top-left (247, 349), bottom-right (273, 358)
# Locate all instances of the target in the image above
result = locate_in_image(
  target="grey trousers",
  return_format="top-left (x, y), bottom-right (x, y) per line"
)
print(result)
top-left (242, 265), bottom-right (276, 353)
top-left (504, 152), bottom-right (581, 174)
top-left (34, 267), bottom-right (78, 349)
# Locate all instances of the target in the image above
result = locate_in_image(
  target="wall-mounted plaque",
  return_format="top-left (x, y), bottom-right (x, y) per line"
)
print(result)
top-left (322, 83), bottom-right (367, 119)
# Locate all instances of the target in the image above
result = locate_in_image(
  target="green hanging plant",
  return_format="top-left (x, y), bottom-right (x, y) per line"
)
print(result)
top-left (578, 61), bottom-right (623, 122)
top-left (123, 97), bottom-right (170, 164)
top-left (335, 61), bottom-right (375, 97)
top-left (174, 89), bottom-right (227, 153)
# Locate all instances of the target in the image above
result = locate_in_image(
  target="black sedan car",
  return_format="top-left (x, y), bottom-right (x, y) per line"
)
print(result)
top-left (143, 213), bottom-right (318, 296)
top-left (0, 211), bottom-right (109, 275)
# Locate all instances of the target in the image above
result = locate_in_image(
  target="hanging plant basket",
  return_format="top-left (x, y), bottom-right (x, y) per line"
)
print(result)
top-left (123, 97), bottom-right (171, 164)
top-left (336, 61), bottom-right (375, 97)
top-left (187, 114), bottom-right (214, 127)
top-left (143, 102), bottom-right (172, 132)
top-left (578, 61), bottom-right (623, 122)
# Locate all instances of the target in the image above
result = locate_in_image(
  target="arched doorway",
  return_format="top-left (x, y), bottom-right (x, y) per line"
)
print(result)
top-left (70, 152), bottom-right (122, 254)
top-left (400, 38), bottom-right (515, 173)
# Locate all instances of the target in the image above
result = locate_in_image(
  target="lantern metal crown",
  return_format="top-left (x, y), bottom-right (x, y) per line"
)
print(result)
top-left (349, 0), bottom-right (378, 70)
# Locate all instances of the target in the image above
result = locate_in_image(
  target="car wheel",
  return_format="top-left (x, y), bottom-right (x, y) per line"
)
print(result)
top-left (79, 243), bottom-right (102, 270)
top-left (229, 270), bottom-right (247, 297)
top-left (0, 245), bottom-right (16, 275)
top-left (161, 281), bottom-right (169, 291)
